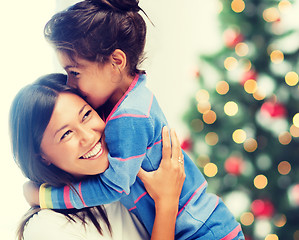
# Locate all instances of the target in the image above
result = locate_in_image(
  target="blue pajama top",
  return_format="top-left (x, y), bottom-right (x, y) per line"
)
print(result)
top-left (40, 74), bottom-right (244, 240)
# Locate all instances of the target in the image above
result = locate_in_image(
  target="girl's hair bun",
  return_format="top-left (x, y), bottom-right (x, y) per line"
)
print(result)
top-left (89, 0), bottom-right (141, 12)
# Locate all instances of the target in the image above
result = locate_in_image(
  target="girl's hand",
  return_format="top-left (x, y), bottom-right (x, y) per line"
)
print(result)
top-left (137, 126), bottom-right (186, 212)
top-left (23, 181), bottom-right (40, 207)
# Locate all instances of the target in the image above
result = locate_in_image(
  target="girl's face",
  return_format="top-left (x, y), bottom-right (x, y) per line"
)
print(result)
top-left (57, 51), bottom-right (125, 109)
top-left (40, 92), bottom-right (109, 178)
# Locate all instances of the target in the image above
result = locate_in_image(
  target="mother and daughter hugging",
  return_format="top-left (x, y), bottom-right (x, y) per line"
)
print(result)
top-left (10, 0), bottom-right (244, 239)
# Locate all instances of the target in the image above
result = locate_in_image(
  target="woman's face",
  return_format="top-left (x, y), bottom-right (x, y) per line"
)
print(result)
top-left (40, 92), bottom-right (109, 178)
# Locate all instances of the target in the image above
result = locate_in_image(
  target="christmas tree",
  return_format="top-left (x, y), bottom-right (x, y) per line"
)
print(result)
top-left (183, 0), bottom-right (299, 239)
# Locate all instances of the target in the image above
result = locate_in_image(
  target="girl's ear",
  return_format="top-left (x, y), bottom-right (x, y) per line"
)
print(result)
top-left (40, 154), bottom-right (51, 166)
top-left (111, 49), bottom-right (127, 71)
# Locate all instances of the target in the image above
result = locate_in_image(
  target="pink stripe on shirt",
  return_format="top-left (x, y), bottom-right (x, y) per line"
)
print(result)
top-left (220, 224), bottom-right (242, 240)
top-left (106, 74), bottom-right (139, 122)
top-left (115, 152), bottom-right (146, 162)
top-left (177, 181), bottom-right (207, 216)
top-left (64, 186), bottom-right (74, 209)
top-left (78, 182), bottom-right (88, 207)
top-left (134, 191), bottom-right (147, 204)
top-left (147, 139), bottom-right (162, 149)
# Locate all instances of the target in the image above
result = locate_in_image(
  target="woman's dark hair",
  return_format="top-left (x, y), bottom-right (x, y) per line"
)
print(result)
top-left (44, 0), bottom-right (148, 76)
top-left (9, 73), bottom-right (111, 239)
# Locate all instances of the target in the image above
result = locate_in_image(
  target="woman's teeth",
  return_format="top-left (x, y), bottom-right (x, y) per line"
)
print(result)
top-left (81, 142), bottom-right (102, 159)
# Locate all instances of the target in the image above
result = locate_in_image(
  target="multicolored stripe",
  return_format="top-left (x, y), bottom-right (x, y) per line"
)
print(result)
top-left (39, 183), bottom-right (53, 209)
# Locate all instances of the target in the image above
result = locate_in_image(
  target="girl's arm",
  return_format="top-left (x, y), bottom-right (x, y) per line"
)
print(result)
top-left (138, 127), bottom-right (185, 240)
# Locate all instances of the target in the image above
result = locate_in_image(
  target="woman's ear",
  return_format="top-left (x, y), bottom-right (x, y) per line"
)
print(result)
top-left (111, 49), bottom-right (127, 71)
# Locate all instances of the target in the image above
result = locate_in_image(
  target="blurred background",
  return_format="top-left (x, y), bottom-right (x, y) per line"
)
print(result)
top-left (1, 0), bottom-right (299, 239)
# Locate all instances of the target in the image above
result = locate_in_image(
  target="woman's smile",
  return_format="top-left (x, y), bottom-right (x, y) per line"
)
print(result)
top-left (40, 92), bottom-right (109, 178)
top-left (80, 139), bottom-right (104, 160)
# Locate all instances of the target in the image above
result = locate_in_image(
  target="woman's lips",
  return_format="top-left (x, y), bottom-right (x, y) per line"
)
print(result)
top-left (80, 141), bottom-right (103, 159)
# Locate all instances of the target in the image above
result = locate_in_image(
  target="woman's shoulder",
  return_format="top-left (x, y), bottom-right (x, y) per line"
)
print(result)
top-left (104, 202), bottom-right (150, 240)
top-left (23, 202), bottom-right (149, 240)
top-left (23, 208), bottom-right (110, 240)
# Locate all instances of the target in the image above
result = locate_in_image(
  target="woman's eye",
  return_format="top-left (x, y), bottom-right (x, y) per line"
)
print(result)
top-left (83, 110), bottom-right (92, 121)
top-left (61, 130), bottom-right (72, 140)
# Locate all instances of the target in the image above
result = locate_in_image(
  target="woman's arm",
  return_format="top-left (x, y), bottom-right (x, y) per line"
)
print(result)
top-left (138, 127), bottom-right (185, 240)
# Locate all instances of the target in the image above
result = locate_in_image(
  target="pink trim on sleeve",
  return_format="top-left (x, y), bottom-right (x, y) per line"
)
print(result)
top-left (63, 186), bottom-right (74, 209)
top-left (134, 191), bottom-right (147, 204)
top-left (106, 74), bottom-right (139, 122)
top-left (115, 152), bottom-right (146, 162)
top-left (128, 206), bottom-right (137, 211)
top-left (177, 181), bottom-right (207, 216)
top-left (78, 182), bottom-right (88, 207)
top-left (220, 224), bottom-right (243, 240)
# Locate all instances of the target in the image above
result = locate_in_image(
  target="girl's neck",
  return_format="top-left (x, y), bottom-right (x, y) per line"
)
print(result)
top-left (107, 74), bottom-right (136, 113)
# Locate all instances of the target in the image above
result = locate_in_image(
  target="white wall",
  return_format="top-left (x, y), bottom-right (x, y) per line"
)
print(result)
top-left (0, 1), bottom-right (56, 238)
top-left (140, 0), bottom-right (221, 137)
top-left (0, 1), bottom-right (220, 239)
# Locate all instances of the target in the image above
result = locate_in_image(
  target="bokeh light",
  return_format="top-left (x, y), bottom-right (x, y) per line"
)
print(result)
top-left (294, 230), bottom-right (299, 240)
top-left (254, 174), bottom-right (268, 189)
top-left (277, 161), bottom-right (291, 175)
top-left (253, 90), bottom-right (266, 101)
top-left (205, 132), bottom-right (219, 146)
top-left (231, 0), bottom-right (245, 13)
top-left (224, 101), bottom-right (238, 116)
top-left (285, 71), bottom-right (299, 86)
top-left (216, 81), bottom-right (229, 95)
top-left (204, 163), bottom-right (218, 177)
top-left (273, 214), bottom-right (287, 228)
top-left (278, 131), bottom-right (292, 145)
top-left (240, 212), bottom-right (254, 226)
top-left (263, 7), bottom-right (280, 22)
top-left (242, 59), bottom-right (252, 72)
top-left (265, 234), bottom-right (279, 240)
top-left (235, 42), bottom-right (249, 56)
top-left (293, 113), bottom-right (299, 127)
top-left (270, 50), bottom-right (284, 64)
top-left (244, 79), bottom-right (257, 93)
top-left (203, 110), bottom-right (217, 124)
top-left (224, 57), bottom-right (238, 71)
top-left (190, 119), bottom-right (204, 132)
top-left (197, 101), bottom-right (211, 114)
top-left (196, 155), bottom-right (210, 168)
top-left (244, 138), bottom-right (258, 152)
top-left (196, 89), bottom-right (210, 102)
top-left (278, 0), bottom-right (292, 12)
top-left (232, 129), bottom-right (247, 144)
top-left (290, 124), bottom-right (299, 137)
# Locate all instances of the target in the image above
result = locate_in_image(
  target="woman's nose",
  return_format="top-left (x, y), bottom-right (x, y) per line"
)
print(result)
top-left (78, 126), bottom-right (94, 145)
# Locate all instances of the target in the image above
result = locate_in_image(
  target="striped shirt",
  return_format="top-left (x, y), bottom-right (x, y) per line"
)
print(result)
top-left (40, 74), bottom-right (244, 239)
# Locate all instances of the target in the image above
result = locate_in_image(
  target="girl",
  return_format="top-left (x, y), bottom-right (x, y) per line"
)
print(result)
top-left (27, 0), bottom-right (244, 239)
top-left (10, 73), bottom-right (185, 240)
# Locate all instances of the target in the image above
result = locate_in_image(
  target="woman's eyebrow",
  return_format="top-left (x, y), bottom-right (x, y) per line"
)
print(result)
top-left (79, 104), bottom-right (88, 115)
top-left (54, 104), bottom-right (89, 137)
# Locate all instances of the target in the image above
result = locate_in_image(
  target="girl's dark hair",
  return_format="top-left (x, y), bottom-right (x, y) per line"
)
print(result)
top-left (9, 73), bottom-right (111, 239)
top-left (44, 0), bottom-right (148, 76)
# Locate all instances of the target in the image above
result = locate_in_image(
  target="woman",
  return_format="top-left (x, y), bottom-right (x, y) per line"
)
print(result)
top-left (10, 73), bottom-right (185, 240)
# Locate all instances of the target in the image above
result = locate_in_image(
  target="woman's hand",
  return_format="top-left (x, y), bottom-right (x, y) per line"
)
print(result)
top-left (137, 126), bottom-right (185, 240)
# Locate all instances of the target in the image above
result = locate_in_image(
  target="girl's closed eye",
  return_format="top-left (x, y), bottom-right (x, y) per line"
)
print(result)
top-left (70, 71), bottom-right (79, 77)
